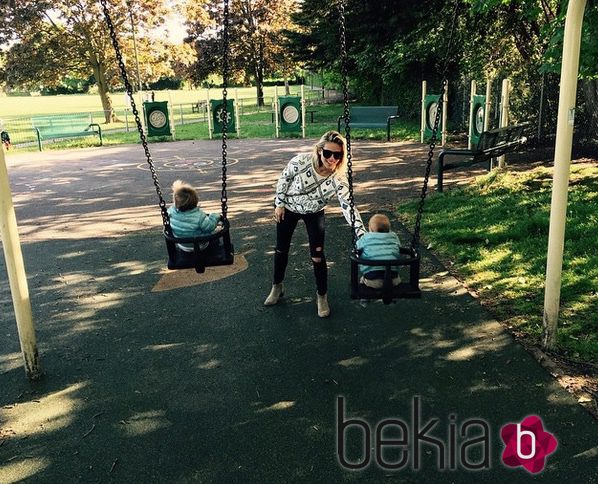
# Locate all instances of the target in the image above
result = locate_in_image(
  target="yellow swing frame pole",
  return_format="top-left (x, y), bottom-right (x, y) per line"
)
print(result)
top-left (543, 0), bottom-right (587, 349)
top-left (0, 147), bottom-right (42, 380)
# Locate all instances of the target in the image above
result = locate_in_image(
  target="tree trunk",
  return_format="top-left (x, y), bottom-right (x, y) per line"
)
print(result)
top-left (582, 79), bottom-right (598, 139)
top-left (255, 38), bottom-right (265, 107)
top-left (92, 61), bottom-right (117, 124)
top-left (284, 74), bottom-right (290, 95)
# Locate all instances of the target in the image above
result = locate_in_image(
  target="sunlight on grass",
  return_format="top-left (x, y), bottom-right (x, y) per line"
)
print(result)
top-left (398, 162), bottom-right (598, 362)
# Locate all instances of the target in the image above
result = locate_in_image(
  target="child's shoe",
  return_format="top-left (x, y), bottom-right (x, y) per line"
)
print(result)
top-left (316, 293), bottom-right (330, 318)
top-left (264, 283), bottom-right (284, 306)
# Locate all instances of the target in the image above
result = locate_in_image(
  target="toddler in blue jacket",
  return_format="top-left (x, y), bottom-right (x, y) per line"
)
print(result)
top-left (167, 180), bottom-right (221, 251)
top-left (356, 213), bottom-right (401, 288)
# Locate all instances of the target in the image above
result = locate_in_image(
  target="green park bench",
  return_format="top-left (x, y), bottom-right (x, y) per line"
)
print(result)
top-left (437, 122), bottom-right (529, 192)
top-left (31, 114), bottom-right (103, 151)
top-left (337, 106), bottom-right (400, 141)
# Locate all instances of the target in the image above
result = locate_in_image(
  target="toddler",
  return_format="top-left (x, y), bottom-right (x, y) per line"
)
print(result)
top-left (167, 180), bottom-right (221, 251)
top-left (356, 213), bottom-right (401, 288)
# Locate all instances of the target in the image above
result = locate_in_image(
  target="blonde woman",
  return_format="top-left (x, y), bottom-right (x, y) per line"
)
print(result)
top-left (264, 131), bottom-right (365, 317)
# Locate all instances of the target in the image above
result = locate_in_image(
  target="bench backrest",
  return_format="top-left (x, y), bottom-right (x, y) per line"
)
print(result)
top-left (32, 114), bottom-right (93, 134)
top-left (350, 106), bottom-right (398, 122)
top-left (475, 122), bottom-right (528, 152)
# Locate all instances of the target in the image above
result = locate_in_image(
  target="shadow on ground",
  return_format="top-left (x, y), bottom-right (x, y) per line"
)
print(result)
top-left (1, 140), bottom-right (596, 482)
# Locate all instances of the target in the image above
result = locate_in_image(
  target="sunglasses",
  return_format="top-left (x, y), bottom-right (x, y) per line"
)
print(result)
top-left (321, 149), bottom-right (343, 161)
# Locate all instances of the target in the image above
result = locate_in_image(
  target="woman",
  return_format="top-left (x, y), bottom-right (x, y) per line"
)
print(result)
top-left (264, 130), bottom-right (365, 317)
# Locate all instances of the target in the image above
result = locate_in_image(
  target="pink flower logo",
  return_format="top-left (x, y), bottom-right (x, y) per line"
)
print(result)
top-left (500, 415), bottom-right (558, 474)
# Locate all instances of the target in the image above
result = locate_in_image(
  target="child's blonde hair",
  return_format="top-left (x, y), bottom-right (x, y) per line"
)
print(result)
top-left (369, 213), bottom-right (391, 233)
top-left (172, 180), bottom-right (198, 212)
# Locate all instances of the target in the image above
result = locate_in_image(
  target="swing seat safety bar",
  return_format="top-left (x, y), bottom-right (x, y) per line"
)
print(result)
top-left (164, 219), bottom-right (234, 273)
top-left (350, 246), bottom-right (421, 304)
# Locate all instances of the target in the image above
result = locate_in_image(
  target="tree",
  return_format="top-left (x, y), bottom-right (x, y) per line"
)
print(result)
top-left (0, 0), bottom-right (171, 123)
top-left (183, 0), bottom-right (298, 106)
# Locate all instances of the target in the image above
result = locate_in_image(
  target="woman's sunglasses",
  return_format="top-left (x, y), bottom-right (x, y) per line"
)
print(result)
top-left (321, 149), bottom-right (343, 161)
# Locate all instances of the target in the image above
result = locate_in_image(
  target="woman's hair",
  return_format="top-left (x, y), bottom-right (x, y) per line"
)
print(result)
top-left (172, 180), bottom-right (198, 211)
top-left (312, 130), bottom-right (348, 174)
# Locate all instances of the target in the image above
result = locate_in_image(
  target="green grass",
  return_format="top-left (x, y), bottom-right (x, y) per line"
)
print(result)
top-left (0, 86), bottom-right (319, 117)
top-left (5, 102), bottom-right (421, 152)
top-left (398, 163), bottom-right (598, 363)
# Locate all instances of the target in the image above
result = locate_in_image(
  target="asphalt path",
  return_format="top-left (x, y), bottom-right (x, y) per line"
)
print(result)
top-left (0, 139), bottom-right (596, 483)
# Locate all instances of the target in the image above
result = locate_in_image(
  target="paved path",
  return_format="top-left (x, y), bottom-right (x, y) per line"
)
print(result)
top-left (0, 140), bottom-right (596, 482)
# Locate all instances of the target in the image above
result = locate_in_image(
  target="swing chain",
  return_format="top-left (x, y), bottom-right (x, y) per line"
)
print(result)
top-left (220, 0), bottom-right (230, 220)
top-left (100, 0), bottom-right (171, 232)
top-left (411, 3), bottom-right (459, 250)
top-left (338, 1), bottom-right (356, 250)
top-left (411, 78), bottom-right (446, 250)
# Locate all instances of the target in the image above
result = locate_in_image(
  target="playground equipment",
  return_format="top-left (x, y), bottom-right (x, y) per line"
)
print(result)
top-left (0, 145), bottom-right (42, 380)
top-left (143, 100), bottom-right (174, 139)
top-left (101, 0), bottom-right (234, 273)
top-left (468, 79), bottom-right (492, 149)
top-left (421, 80), bottom-right (448, 146)
top-left (543, 0), bottom-right (588, 349)
top-left (340, 1), bottom-right (459, 303)
top-left (207, 90), bottom-right (240, 139)
top-left (274, 85), bottom-right (306, 138)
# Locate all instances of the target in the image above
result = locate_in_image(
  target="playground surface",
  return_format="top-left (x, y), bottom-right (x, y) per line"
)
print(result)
top-left (1, 139), bottom-right (596, 482)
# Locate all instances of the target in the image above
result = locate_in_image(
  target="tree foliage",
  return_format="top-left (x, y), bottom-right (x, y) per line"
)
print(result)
top-left (284, 0), bottom-right (598, 140)
top-left (183, 0), bottom-right (297, 105)
top-left (0, 0), bottom-right (174, 122)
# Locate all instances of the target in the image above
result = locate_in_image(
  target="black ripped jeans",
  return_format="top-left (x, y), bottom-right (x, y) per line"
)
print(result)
top-left (273, 209), bottom-right (327, 295)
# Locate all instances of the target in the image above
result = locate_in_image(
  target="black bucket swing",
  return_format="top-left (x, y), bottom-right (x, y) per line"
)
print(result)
top-left (336, 1), bottom-right (455, 304)
top-left (100, 0), bottom-right (234, 274)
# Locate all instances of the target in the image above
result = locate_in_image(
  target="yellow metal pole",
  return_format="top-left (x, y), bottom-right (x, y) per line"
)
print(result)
top-left (441, 83), bottom-right (448, 147)
top-left (498, 78), bottom-right (510, 168)
top-left (301, 84), bottom-right (306, 139)
top-left (0, 146), bottom-right (42, 380)
top-left (543, 0), bottom-right (587, 350)
top-left (421, 80), bottom-right (426, 144)
top-left (484, 79), bottom-right (492, 132)
top-left (274, 85), bottom-right (280, 138)
top-left (207, 88), bottom-right (213, 139)
top-left (468, 80), bottom-right (477, 150)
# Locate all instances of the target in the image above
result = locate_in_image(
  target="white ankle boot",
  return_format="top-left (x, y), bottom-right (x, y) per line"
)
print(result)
top-left (316, 293), bottom-right (330, 318)
top-left (264, 283), bottom-right (284, 306)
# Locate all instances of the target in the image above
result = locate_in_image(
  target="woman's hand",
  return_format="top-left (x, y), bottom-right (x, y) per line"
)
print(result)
top-left (274, 206), bottom-right (285, 223)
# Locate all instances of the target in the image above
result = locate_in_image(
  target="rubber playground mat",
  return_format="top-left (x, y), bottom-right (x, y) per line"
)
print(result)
top-left (1, 140), bottom-right (596, 482)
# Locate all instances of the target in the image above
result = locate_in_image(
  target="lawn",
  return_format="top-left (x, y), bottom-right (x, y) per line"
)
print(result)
top-left (2, 99), bottom-right (422, 151)
top-left (397, 162), bottom-right (598, 363)
top-left (0, 85), bottom-right (322, 117)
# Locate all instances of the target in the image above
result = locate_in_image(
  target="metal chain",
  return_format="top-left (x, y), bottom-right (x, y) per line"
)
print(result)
top-left (100, 0), bottom-right (171, 233)
top-left (411, 2), bottom-right (460, 250)
top-left (338, 1), bottom-right (356, 250)
top-left (220, 0), bottom-right (230, 220)
top-left (411, 79), bottom-right (446, 249)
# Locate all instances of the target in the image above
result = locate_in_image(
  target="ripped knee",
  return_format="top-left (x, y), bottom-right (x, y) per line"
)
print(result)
top-left (311, 246), bottom-right (324, 263)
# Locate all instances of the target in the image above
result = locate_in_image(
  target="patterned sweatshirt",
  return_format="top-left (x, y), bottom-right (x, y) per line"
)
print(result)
top-left (274, 153), bottom-right (365, 237)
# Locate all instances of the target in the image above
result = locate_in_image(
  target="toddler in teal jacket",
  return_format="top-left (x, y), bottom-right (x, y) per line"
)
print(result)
top-left (356, 213), bottom-right (401, 288)
top-left (167, 180), bottom-right (221, 251)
